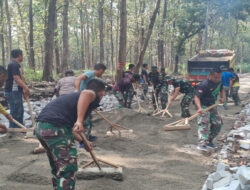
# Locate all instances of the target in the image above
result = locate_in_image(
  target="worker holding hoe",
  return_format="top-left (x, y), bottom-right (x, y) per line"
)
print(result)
top-left (194, 68), bottom-right (225, 151)
top-left (35, 79), bottom-right (105, 190)
top-left (166, 77), bottom-right (194, 118)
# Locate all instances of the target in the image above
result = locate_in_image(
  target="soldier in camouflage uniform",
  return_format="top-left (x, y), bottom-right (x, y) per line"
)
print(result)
top-left (194, 68), bottom-right (225, 151)
top-left (149, 66), bottom-right (160, 110)
top-left (141, 64), bottom-right (150, 100)
top-left (157, 68), bottom-right (169, 109)
top-left (35, 79), bottom-right (105, 190)
top-left (167, 77), bottom-right (194, 117)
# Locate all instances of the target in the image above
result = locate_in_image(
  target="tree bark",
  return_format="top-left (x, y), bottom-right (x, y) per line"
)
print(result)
top-left (54, 13), bottom-right (60, 74)
top-left (29, 0), bottom-right (35, 70)
top-left (110, 0), bottom-right (114, 74)
top-left (61, 0), bottom-right (69, 73)
top-left (84, 2), bottom-right (91, 68)
top-left (134, 0), bottom-right (139, 64)
top-left (14, 0), bottom-right (31, 67)
top-left (116, 0), bottom-right (127, 83)
top-left (42, 0), bottom-right (56, 81)
top-left (0, 0), bottom-right (5, 66)
top-left (135, 0), bottom-right (161, 72)
top-left (79, 0), bottom-right (85, 69)
top-left (202, 0), bottom-right (210, 50)
top-left (98, 0), bottom-right (104, 63)
top-left (157, 0), bottom-right (168, 68)
top-left (4, 0), bottom-right (12, 59)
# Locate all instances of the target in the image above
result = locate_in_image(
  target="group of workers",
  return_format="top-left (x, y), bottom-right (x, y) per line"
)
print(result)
top-left (0, 48), bottom-right (242, 190)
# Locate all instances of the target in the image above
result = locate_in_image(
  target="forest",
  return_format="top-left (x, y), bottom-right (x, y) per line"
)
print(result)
top-left (0, 0), bottom-right (250, 81)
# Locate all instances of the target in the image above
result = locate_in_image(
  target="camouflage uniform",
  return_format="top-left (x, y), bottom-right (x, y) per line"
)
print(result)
top-left (149, 69), bottom-right (160, 110)
top-left (35, 122), bottom-right (77, 190)
top-left (112, 89), bottom-right (124, 108)
top-left (197, 106), bottom-right (222, 146)
top-left (195, 79), bottom-right (224, 146)
top-left (122, 86), bottom-right (134, 108)
top-left (84, 117), bottom-right (93, 139)
top-left (141, 83), bottom-right (148, 100)
top-left (173, 79), bottom-right (194, 117)
top-left (157, 73), bottom-right (169, 109)
top-left (232, 87), bottom-right (240, 105)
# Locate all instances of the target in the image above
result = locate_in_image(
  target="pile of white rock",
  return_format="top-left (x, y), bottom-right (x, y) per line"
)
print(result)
top-left (202, 163), bottom-right (250, 190)
top-left (202, 103), bottom-right (250, 190)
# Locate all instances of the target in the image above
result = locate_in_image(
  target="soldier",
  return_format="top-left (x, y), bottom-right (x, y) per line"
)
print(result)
top-left (166, 77), bottom-right (194, 117)
top-left (157, 68), bottom-right (169, 109)
top-left (141, 64), bottom-right (150, 100)
top-left (35, 79), bottom-right (105, 190)
top-left (149, 66), bottom-right (160, 110)
top-left (194, 68), bottom-right (225, 151)
top-left (113, 73), bottom-right (140, 109)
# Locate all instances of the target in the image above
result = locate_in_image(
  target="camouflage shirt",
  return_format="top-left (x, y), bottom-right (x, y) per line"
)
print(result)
top-left (173, 79), bottom-right (194, 94)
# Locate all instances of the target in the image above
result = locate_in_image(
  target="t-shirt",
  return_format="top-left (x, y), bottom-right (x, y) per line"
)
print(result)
top-left (80, 70), bottom-right (95, 91)
top-left (149, 72), bottom-right (160, 88)
top-left (115, 71), bottom-right (133, 92)
top-left (195, 79), bottom-right (223, 106)
top-left (5, 60), bottom-right (22, 92)
top-left (55, 76), bottom-right (76, 96)
top-left (141, 69), bottom-right (149, 84)
top-left (36, 92), bottom-right (100, 128)
top-left (173, 79), bottom-right (194, 94)
top-left (222, 72), bottom-right (235, 87)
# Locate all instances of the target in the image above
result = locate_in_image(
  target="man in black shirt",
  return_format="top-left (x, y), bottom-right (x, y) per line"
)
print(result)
top-left (35, 79), bottom-right (105, 190)
top-left (149, 66), bottom-right (160, 110)
top-left (194, 68), bottom-right (225, 151)
top-left (141, 64), bottom-right (149, 100)
top-left (4, 49), bottom-right (30, 128)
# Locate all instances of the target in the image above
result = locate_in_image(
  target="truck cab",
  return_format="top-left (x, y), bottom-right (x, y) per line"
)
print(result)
top-left (187, 49), bottom-right (235, 86)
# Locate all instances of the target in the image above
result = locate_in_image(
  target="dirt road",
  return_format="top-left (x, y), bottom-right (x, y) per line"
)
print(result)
top-left (0, 74), bottom-right (249, 190)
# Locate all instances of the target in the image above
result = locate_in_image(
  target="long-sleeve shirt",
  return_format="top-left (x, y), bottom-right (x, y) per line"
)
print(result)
top-left (0, 104), bottom-right (8, 116)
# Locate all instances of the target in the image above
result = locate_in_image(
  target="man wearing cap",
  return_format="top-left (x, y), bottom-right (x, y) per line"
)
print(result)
top-left (54, 70), bottom-right (76, 97)
top-left (167, 77), bottom-right (194, 117)
top-left (194, 68), bottom-right (225, 151)
top-left (149, 66), bottom-right (160, 110)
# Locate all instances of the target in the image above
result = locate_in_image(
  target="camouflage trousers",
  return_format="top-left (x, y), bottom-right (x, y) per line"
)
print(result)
top-left (84, 117), bottom-right (93, 139)
top-left (113, 89), bottom-right (124, 108)
top-left (159, 86), bottom-right (168, 109)
top-left (122, 87), bottom-right (134, 108)
top-left (141, 83), bottom-right (148, 100)
top-left (180, 93), bottom-right (194, 117)
top-left (231, 87), bottom-right (240, 105)
top-left (35, 122), bottom-right (78, 190)
top-left (197, 107), bottom-right (223, 146)
top-left (223, 86), bottom-right (230, 107)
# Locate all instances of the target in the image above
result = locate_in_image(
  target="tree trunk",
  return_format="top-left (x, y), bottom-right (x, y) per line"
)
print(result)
top-left (29, 0), bottom-right (35, 70)
top-left (61, 0), bottom-right (69, 73)
top-left (110, 0), bottom-right (114, 75)
top-left (140, 0), bottom-right (146, 47)
top-left (54, 13), bottom-right (60, 74)
top-left (135, 0), bottom-right (161, 72)
top-left (42, 0), bottom-right (56, 81)
top-left (157, 0), bottom-right (168, 68)
top-left (202, 0), bottom-right (210, 50)
top-left (116, 0), bottom-right (127, 83)
top-left (84, 3), bottom-right (91, 68)
top-left (0, 0), bottom-right (5, 66)
top-left (98, 0), bottom-right (104, 63)
top-left (134, 0), bottom-right (139, 64)
top-left (4, 0), bottom-right (12, 59)
top-left (79, 0), bottom-right (85, 69)
top-left (14, 0), bottom-right (31, 67)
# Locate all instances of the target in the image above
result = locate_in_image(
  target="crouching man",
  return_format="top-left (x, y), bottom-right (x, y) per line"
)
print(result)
top-left (35, 79), bottom-right (105, 190)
